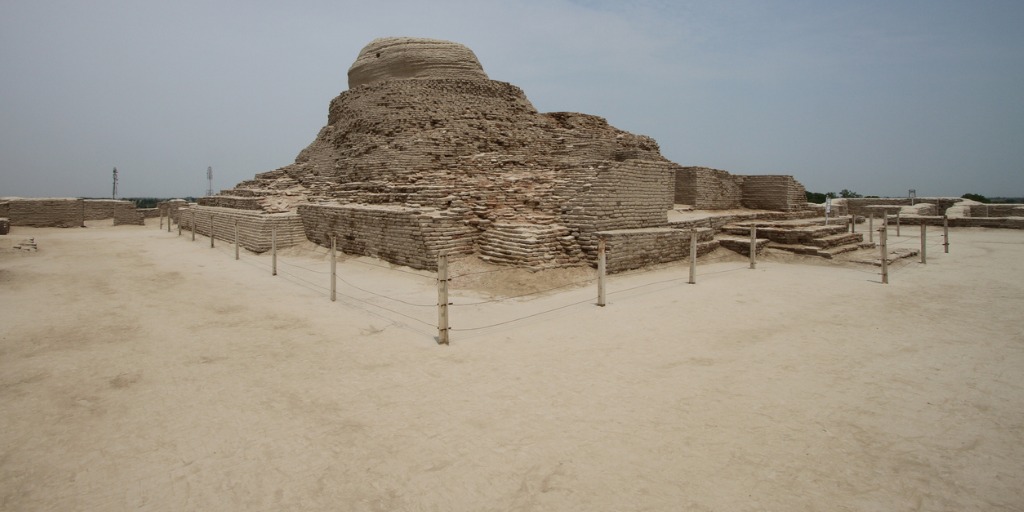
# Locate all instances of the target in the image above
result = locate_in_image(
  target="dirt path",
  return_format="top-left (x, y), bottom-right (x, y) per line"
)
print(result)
top-left (2, 221), bottom-right (1022, 511)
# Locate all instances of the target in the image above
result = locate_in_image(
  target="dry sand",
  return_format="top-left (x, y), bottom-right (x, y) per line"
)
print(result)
top-left (1, 219), bottom-right (1022, 511)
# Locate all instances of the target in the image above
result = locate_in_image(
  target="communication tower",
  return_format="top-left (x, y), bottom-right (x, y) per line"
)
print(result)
top-left (206, 166), bottom-right (213, 196)
top-left (112, 167), bottom-right (118, 199)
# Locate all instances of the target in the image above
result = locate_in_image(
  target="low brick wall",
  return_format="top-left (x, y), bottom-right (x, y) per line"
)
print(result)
top-left (113, 202), bottom-right (145, 225)
top-left (478, 223), bottom-right (584, 268)
top-left (967, 204), bottom-right (1024, 218)
top-left (298, 203), bottom-right (477, 270)
top-left (84, 199), bottom-right (135, 220)
top-left (674, 167), bottom-right (743, 209)
top-left (178, 206), bottom-right (306, 252)
top-left (597, 227), bottom-right (717, 273)
top-left (2, 198), bottom-right (84, 227)
top-left (740, 175), bottom-right (807, 211)
top-left (843, 198), bottom-right (963, 217)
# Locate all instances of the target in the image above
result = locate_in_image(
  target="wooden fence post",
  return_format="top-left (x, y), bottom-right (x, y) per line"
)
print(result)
top-left (920, 222), bottom-right (927, 264)
top-left (880, 227), bottom-right (889, 284)
top-left (271, 227), bottom-right (277, 276)
top-left (597, 238), bottom-right (606, 307)
top-left (689, 228), bottom-right (697, 284)
top-left (749, 224), bottom-right (757, 270)
top-left (437, 254), bottom-right (449, 345)
top-left (210, 215), bottom-right (215, 248)
top-left (191, 210), bottom-right (196, 241)
top-left (159, 210), bottom-right (164, 230)
top-left (330, 236), bottom-right (337, 302)
top-left (234, 220), bottom-right (240, 260)
top-left (177, 212), bottom-right (182, 236)
top-left (943, 215), bottom-right (949, 254)
top-left (896, 210), bottom-right (901, 237)
top-left (868, 214), bottom-right (874, 244)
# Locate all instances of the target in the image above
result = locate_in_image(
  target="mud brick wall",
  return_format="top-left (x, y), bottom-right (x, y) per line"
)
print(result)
top-left (4, 198), bottom-right (84, 227)
top-left (112, 202), bottom-right (145, 225)
top-left (843, 198), bottom-right (963, 217)
top-left (179, 206), bottom-right (305, 253)
top-left (674, 167), bottom-right (743, 209)
top-left (0, 218), bottom-right (9, 235)
top-left (298, 204), bottom-right (476, 270)
top-left (0, 201), bottom-right (8, 218)
top-left (478, 223), bottom-right (584, 268)
top-left (84, 199), bottom-right (134, 220)
top-left (157, 199), bottom-right (189, 222)
top-left (967, 204), bottom-right (1024, 218)
top-left (140, 208), bottom-right (161, 218)
top-left (740, 175), bottom-right (807, 211)
top-left (558, 160), bottom-right (674, 259)
top-left (598, 227), bottom-right (716, 273)
top-left (196, 196), bottom-right (263, 210)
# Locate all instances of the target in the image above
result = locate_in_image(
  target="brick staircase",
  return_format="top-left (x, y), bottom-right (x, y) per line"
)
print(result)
top-left (719, 220), bottom-right (873, 259)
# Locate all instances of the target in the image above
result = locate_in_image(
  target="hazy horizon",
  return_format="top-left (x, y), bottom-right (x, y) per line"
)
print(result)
top-left (2, 1), bottom-right (1022, 199)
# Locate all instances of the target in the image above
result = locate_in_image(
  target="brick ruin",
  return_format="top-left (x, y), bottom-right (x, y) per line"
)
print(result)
top-left (183, 37), bottom-right (813, 271)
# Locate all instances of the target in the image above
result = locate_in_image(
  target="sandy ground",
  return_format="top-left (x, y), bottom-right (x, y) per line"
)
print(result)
top-left (1, 219), bottom-right (1023, 511)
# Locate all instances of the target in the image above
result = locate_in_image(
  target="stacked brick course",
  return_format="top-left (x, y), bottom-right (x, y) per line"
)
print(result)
top-left (740, 175), bottom-right (807, 211)
top-left (204, 37), bottom-right (813, 270)
top-left (2, 198), bottom-right (84, 227)
top-left (178, 206), bottom-right (306, 253)
top-left (112, 202), bottom-right (145, 225)
top-left (84, 199), bottom-right (134, 220)
top-left (298, 203), bottom-right (475, 270)
top-left (674, 167), bottom-right (743, 209)
top-left (598, 227), bottom-right (717, 273)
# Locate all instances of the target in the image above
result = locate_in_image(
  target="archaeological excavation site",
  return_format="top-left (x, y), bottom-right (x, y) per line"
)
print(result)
top-left (171, 36), bottom-right (818, 272)
top-left (4, 37), bottom-right (1021, 270)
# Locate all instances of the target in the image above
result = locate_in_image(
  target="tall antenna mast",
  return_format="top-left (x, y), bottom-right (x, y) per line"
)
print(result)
top-left (112, 167), bottom-right (118, 199)
top-left (206, 166), bottom-right (213, 196)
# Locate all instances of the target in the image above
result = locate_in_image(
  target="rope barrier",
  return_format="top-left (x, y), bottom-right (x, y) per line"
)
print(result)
top-left (450, 297), bottom-right (594, 332)
top-left (452, 276), bottom-right (597, 306)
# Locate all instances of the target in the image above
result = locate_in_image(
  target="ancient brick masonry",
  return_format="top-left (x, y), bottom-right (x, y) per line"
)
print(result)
top-left (674, 168), bottom-right (806, 212)
top-left (207, 37), bottom-right (810, 270)
top-left (178, 206), bottom-right (306, 253)
top-left (1, 198), bottom-right (84, 227)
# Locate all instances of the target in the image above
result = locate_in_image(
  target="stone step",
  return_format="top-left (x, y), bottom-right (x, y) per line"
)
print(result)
top-left (807, 232), bottom-right (864, 249)
top-left (716, 236), bottom-right (770, 256)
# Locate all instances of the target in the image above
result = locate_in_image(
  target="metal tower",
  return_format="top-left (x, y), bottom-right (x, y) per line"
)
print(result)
top-left (206, 166), bottom-right (213, 196)
top-left (112, 167), bottom-right (118, 199)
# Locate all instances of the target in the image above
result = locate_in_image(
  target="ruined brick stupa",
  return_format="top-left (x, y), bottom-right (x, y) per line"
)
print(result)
top-left (197, 37), bottom-right (807, 270)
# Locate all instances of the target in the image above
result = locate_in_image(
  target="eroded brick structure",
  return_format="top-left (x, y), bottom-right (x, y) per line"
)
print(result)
top-left (199, 37), bottom-right (808, 270)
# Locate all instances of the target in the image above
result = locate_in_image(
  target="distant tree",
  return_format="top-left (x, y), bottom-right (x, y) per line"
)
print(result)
top-left (825, 191), bottom-right (837, 199)
top-left (839, 189), bottom-right (862, 198)
top-left (961, 193), bottom-right (990, 203)
top-left (806, 191), bottom-right (828, 203)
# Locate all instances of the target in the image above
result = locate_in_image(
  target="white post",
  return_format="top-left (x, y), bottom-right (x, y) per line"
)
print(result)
top-left (689, 228), bottom-right (697, 284)
top-left (330, 236), bottom-right (337, 302)
top-left (271, 227), bottom-right (278, 276)
top-left (597, 239), bottom-right (606, 307)
top-left (437, 254), bottom-right (449, 345)
top-left (234, 220), bottom-right (239, 260)
top-left (749, 225), bottom-right (757, 270)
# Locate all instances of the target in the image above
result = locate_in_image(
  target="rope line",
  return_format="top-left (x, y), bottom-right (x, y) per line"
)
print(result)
top-left (335, 276), bottom-right (436, 308)
top-left (452, 276), bottom-right (598, 306)
top-left (450, 297), bottom-right (594, 332)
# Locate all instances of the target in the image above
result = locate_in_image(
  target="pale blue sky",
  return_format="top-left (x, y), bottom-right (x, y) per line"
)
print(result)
top-left (1, 0), bottom-right (1022, 199)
